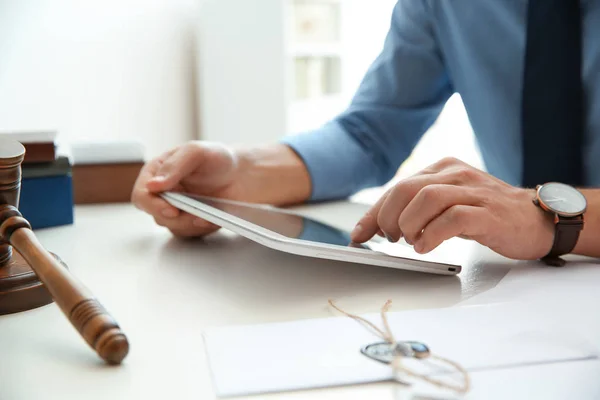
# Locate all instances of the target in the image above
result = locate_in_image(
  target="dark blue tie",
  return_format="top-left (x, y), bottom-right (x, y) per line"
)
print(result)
top-left (521, 0), bottom-right (584, 187)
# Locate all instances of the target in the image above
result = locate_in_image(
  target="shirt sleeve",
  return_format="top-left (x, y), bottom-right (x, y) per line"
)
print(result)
top-left (282, 0), bottom-right (453, 201)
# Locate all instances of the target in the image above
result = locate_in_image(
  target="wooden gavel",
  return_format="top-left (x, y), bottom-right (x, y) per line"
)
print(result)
top-left (0, 139), bottom-right (129, 364)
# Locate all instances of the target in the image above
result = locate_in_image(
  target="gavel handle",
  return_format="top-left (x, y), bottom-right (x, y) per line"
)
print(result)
top-left (0, 211), bottom-right (129, 364)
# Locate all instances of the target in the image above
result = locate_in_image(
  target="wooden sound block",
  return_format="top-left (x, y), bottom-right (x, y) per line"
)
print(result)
top-left (0, 249), bottom-right (65, 315)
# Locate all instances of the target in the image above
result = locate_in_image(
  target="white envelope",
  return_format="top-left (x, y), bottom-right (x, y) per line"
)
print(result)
top-left (203, 303), bottom-right (600, 397)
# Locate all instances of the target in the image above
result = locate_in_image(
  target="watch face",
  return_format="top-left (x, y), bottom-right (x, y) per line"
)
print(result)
top-left (538, 183), bottom-right (587, 215)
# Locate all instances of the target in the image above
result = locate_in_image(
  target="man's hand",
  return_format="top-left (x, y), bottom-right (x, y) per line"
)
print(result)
top-left (351, 157), bottom-right (555, 260)
top-left (131, 142), bottom-right (244, 237)
top-left (131, 142), bottom-right (311, 238)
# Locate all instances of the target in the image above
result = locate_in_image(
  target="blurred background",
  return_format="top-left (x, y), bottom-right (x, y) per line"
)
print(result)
top-left (0, 0), bottom-right (483, 192)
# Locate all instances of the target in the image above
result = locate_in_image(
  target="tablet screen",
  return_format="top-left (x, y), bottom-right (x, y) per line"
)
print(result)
top-left (193, 196), bottom-right (370, 249)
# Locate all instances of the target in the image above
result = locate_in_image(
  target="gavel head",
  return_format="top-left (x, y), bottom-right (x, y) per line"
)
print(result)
top-left (0, 139), bottom-right (25, 265)
top-left (0, 139), bottom-right (52, 317)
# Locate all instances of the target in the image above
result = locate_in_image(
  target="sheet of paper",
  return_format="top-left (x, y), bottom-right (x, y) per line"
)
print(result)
top-left (459, 359), bottom-right (600, 400)
top-left (395, 359), bottom-right (600, 400)
top-left (203, 302), bottom-right (599, 397)
top-left (460, 258), bottom-right (600, 307)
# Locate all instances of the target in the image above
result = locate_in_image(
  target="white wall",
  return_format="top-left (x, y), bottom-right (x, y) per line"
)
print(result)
top-left (341, 0), bottom-right (397, 99)
top-left (0, 0), bottom-right (199, 158)
top-left (0, 0), bottom-right (480, 172)
top-left (287, 0), bottom-right (397, 133)
top-left (196, 0), bottom-right (287, 146)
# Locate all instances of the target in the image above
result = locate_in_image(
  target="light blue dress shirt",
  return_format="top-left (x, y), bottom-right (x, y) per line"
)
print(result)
top-left (282, 0), bottom-right (600, 201)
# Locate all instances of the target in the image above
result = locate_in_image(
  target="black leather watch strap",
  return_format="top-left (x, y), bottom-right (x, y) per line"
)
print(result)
top-left (542, 215), bottom-right (583, 267)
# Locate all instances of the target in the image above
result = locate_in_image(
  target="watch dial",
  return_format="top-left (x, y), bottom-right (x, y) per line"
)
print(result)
top-left (538, 183), bottom-right (587, 215)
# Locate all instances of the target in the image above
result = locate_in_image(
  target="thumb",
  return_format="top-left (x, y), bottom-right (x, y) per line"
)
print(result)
top-left (146, 147), bottom-right (203, 193)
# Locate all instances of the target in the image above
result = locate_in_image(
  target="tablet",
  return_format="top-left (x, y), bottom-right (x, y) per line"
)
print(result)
top-left (161, 192), bottom-right (462, 275)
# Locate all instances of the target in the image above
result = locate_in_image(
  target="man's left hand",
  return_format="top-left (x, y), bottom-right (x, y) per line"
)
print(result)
top-left (351, 157), bottom-right (555, 260)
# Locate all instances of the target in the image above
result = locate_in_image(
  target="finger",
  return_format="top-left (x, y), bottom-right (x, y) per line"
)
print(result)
top-left (353, 174), bottom-right (441, 243)
top-left (399, 184), bottom-right (482, 245)
top-left (171, 219), bottom-right (221, 238)
top-left (376, 174), bottom-right (453, 242)
top-left (157, 148), bottom-right (177, 163)
top-left (154, 212), bottom-right (220, 237)
top-left (378, 164), bottom-right (489, 242)
top-left (414, 205), bottom-right (487, 254)
top-left (147, 146), bottom-right (204, 193)
top-left (136, 194), bottom-right (181, 218)
top-left (133, 158), bottom-right (161, 197)
top-left (352, 160), bottom-right (482, 243)
top-left (132, 159), bottom-right (181, 217)
top-left (351, 187), bottom-right (393, 243)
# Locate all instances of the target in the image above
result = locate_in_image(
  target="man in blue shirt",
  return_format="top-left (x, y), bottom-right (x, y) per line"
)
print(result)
top-left (133, 1), bottom-right (600, 261)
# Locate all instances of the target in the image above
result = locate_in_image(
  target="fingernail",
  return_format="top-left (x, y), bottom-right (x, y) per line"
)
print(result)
top-left (147, 177), bottom-right (165, 188)
top-left (405, 238), bottom-right (414, 245)
top-left (384, 233), bottom-right (396, 243)
top-left (414, 242), bottom-right (424, 254)
top-left (351, 223), bottom-right (363, 237)
top-left (162, 208), bottom-right (178, 218)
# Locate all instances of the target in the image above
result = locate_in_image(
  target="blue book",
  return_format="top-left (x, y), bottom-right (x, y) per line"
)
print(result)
top-left (19, 175), bottom-right (74, 230)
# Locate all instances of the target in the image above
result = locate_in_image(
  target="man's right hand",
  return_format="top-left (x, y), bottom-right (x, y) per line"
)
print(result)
top-left (131, 141), bottom-right (312, 238)
top-left (131, 141), bottom-right (246, 237)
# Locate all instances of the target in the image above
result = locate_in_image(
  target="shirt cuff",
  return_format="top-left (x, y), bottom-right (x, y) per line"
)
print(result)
top-left (281, 122), bottom-right (380, 202)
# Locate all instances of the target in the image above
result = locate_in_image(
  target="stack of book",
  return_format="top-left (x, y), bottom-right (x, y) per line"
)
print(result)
top-left (0, 133), bottom-right (146, 228)
top-left (0, 131), bottom-right (74, 230)
top-left (70, 140), bottom-right (145, 204)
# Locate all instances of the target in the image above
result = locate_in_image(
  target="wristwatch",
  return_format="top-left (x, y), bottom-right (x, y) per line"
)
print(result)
top-left (533, 182), bottom-right (587, 267)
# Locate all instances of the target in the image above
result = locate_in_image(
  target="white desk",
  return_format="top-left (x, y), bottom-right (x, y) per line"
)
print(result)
top-left (0, 202), bottom-right (598, 399)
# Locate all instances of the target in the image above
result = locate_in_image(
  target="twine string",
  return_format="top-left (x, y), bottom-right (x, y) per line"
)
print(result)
top-left (328, 299), bottom-right (471, 395)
